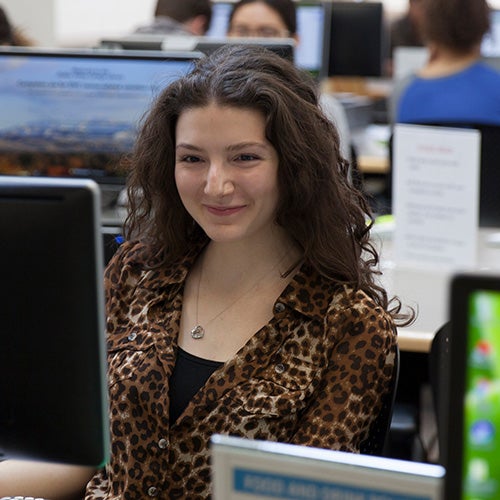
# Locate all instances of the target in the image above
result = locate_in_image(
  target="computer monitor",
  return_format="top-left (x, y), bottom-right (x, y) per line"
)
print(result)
top-left (321, 1), bottom-right (387, 78)
top-left (443, 272), bottom-right (500, 500)
top-left (211, 434), bottom-right (445, 500)
top-left (0, 176), bottom-right (109, 466)
top-left (0, 46), bottom-right (199, 202)
top-left (100, 35), bottom-right (295, 65)
top-left (204, 0), bottom-right (326, 76)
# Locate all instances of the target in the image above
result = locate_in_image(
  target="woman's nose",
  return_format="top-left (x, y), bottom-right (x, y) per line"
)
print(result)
top-left (204, 162), bottom-right (234, 197)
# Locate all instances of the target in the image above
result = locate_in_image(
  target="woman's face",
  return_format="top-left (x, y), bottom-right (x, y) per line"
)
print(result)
top-left (227, 2), bottom-right (291, 38)
top-left (175, 103), bottom-right (281, 246)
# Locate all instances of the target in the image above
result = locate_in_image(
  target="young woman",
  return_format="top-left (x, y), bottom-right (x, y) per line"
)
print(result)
top-left (0, 45), bottom-right (406, 499)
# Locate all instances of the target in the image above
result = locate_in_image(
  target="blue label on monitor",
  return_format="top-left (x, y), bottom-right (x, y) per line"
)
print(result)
top-left (234, 468), bottom-right (432, 500)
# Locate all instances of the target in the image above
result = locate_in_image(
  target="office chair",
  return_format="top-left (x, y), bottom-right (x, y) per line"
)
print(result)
top-left (428, 321), bottom-right (451, 465)
top-left (360, 344), bottom-right (400, 456)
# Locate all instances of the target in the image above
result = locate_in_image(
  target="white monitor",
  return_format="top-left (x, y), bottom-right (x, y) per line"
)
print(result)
top-left (211, 434), bottom-right (445, 500)
top-left (393, 46), bottom-right (429, 81)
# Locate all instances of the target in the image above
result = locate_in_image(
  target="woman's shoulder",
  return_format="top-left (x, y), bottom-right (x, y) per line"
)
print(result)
top-left (106, 239), bottom-right (158, 270)
top-left (326, 286), bottom-right (397, 353)
top-left (327, 284), bottom-right (395, 333)
top-left (330, 284), bottom-right (386, 312)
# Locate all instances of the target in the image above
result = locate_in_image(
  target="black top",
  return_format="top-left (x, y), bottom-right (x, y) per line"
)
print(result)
top-left (169, 347), bottom-right (223, 423)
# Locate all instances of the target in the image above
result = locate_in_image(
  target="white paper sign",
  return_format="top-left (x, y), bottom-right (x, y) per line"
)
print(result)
top-left (393, 124), bottom-right (480, 269)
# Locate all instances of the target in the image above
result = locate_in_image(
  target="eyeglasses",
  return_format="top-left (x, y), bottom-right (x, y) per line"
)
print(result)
top-left (228, 25), bottom-right (291, 38)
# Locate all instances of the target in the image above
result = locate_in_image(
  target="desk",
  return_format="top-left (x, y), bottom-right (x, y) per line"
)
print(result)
top-left (373, 226), bottom-right (500, 351)
top-left (357, 154), bottom-right (389, 174)
top-left (398, 330), bottom-right (435, 353)
top-left (352, 124), bottom-right (391, 174)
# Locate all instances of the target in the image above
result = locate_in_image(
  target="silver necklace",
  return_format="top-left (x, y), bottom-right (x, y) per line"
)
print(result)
top-left (190, 252), bottom-right (289, 340)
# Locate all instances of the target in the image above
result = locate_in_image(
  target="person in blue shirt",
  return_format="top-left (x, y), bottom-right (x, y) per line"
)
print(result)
top-left (393, 0), bottom-right (500, 126)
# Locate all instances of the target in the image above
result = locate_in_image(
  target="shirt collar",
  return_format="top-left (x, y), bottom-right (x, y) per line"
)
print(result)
top-left (140, 249), bottom-right (337, 323)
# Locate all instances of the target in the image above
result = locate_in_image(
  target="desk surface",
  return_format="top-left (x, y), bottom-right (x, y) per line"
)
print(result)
top-left (398, 330), bottom-right (434, 353)
top-left (373, 226), bottom-right (500, 354)
top-left (358, 155), bottom-right (389, 174)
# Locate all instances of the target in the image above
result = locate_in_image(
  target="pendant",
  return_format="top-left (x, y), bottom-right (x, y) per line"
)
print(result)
top-left (190, 325), bottom-right (205, 340)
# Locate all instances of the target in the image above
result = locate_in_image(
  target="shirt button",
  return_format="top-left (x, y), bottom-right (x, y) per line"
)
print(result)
top-left (158, 438), bottom-right (168, 449)
top-left (275, 363), bottom-right (286, 374)
top-left (128, 331), bottom-right (137, 341)
top-left (148, 486), bottom-right (159, 497)
top-left (274, 302), bottom-right (285, 313)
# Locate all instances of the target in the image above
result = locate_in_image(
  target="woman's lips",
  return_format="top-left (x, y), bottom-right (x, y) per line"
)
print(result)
top-left (204, 205), bottom-right (245, 216)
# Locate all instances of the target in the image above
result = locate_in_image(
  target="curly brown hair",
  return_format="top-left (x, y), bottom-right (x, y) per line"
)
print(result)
top-left (125, 45), bottom-right (409, 322)
top-left (420, 0), bottom-right (490, 52)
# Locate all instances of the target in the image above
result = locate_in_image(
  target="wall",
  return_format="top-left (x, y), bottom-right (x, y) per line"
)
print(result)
top-left (2, 0), bottom-right (500, 48)
top-left (1, 0), bottom-right (156, 47)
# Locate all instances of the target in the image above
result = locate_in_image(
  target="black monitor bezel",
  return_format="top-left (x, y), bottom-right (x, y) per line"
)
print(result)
top-left (320, 1), bottom-right (387, 79)
top-left (0, 176), bottom-right (110, 466)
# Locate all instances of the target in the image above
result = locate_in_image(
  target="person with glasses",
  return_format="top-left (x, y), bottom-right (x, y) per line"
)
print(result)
top-left (227, 0), bottom-right (296, 40)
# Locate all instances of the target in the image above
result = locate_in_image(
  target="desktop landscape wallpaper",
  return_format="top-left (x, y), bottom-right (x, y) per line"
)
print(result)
top-left (0, 53), bottom-right (192, 179)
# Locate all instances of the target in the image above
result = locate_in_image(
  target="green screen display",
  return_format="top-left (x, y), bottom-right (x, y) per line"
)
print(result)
top-left (463, 290), bottom-right (500, 499)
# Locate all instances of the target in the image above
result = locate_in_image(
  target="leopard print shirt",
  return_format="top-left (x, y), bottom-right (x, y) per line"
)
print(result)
top-left (84, 240), bottom-right (397, 500)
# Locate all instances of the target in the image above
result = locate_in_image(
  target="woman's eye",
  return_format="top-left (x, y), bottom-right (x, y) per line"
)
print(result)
top-left (179, 155), bottom-right (202, 163)
top-left (235, 154), bottom-right (259, 162)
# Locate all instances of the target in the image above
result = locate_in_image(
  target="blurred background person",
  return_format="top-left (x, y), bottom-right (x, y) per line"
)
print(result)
top-left (227, 0), bottom-right (297, 41)
top-left (392, 0), bottom-right (500, 126)
top-left (387, 0), bottom-right (425, 76)
top-left (0, 4), bottom-right (34, 45)
top-left (389, 0), bottom-right (425, 54)
top-left (135, 0), bottom-right (213, 36)
top-left (227, 0), bottom-right (353, 164)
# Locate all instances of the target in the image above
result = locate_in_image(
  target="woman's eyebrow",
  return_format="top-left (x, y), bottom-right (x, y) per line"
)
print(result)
top-left (225, 142), bottom-right (268, 152)
top-left (176, 143), bottom-right (202, 151)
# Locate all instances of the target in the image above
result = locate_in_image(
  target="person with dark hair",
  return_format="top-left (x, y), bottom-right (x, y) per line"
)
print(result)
top-left (227, 0), bottom-right (352, 161)
top-left (228, 0), bottom-right (296, 39)
top-left (0, 4), bottom-right (33, 46)
top-left (0, 45), bottom-right (407, 499)
top-left (393, 0), bottom-right (500, 125)
top-left (0, 5), bottom-right (14, 45)
top-left (135, 0), bottom-right (213, 36)
top-left (389, 0), bottom-right (425, 54)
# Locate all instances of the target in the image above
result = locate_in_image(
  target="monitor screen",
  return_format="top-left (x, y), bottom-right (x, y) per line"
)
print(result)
top-left (0, 47), bottom-right (198, 188)
top-left (205, 1), bottom-right (326, 75)
top-left (321, 1), bottom-right (387, 78)
top-left (444, 273), bottom-right (500, 500)
top-left (211, 434), bottom-right (445, 500)
top-left (0, 176), bottom-right (109, 466)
